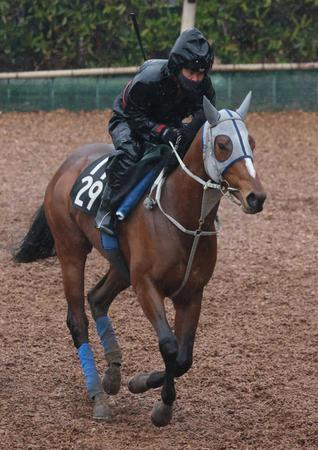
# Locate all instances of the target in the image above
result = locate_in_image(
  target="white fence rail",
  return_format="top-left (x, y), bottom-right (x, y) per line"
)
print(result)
top-left (0, 62), bottom-right (317, 80)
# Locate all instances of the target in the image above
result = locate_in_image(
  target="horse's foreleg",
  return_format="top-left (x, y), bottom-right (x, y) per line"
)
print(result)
top-left (149, 289), bottom-right (203, 426)
top-left (134, 277), bottom-right (178, 427)
top-left (88, 267), bottom-right (130, 395)
top-left (59, 251), bottom-right (111, 421)
top-left (128, 289), bottom-right (203, 392)
top-left (173, 289), bottom-right (203, 377)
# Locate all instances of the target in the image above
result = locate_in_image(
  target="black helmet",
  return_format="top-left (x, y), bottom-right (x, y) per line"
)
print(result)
top-left (167, 28), bottom-right (214, 74)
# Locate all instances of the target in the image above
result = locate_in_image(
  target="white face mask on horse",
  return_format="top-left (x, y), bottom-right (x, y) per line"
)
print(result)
top-left (202, 92), bottom-right (256, 183)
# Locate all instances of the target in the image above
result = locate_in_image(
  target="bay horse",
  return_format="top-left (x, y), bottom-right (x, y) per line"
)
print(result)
top-left (13, 93), bottom-right (266, 426)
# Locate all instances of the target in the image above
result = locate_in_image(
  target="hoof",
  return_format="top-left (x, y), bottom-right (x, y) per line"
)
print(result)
top-left (93, 392), bottom-right (112, 421)
top-left (128, 372), bottom-right (150, 394)
top-left (151, 401), bottom-right (173, 427)
top-left (102, 364), bottom-right (121, 395)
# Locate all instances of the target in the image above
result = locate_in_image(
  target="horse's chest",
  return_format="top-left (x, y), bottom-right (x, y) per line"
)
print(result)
top-left (166, 246), bottom-right (216, 293)
top-left (188, 263), bottom-right (214, 288)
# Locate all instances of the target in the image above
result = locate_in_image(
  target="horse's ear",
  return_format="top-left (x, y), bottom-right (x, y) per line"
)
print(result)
top-left (236, 91), bottom-right (252, 120)
top-left (203, 96), bottom-right (220, 126)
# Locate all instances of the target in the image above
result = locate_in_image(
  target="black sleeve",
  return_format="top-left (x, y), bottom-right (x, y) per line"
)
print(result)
top-left (124, 81), bottom-right (164, 141)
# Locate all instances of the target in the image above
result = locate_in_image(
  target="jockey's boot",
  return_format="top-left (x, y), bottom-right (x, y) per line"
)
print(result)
top-left (95, 183), bottom-right (117, 236)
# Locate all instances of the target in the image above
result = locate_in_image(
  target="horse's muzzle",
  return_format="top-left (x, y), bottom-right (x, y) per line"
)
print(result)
top-left (246, 192), bottom-right (266, 213)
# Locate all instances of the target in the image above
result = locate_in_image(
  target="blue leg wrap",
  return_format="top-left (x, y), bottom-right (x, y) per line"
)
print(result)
top-left (96, 316), bottom-right (122, 365)
top-left (96, 316), bottom-right (117, 352)
top-left (77, 342), bottom-right (103, 399)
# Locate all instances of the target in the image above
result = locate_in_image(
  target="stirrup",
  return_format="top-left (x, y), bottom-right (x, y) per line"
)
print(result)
top-left (96, 212), bottom-right (117, 236)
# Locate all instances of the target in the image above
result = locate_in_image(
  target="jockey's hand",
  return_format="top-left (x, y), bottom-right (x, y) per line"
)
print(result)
top-left (160, 127), bottom-right (181, 147)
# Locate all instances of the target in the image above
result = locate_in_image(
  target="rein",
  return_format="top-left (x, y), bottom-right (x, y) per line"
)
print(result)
top-left (144, 135), bottom-right (240, 298)
top-left (171, 134), bottom-right (240, 205)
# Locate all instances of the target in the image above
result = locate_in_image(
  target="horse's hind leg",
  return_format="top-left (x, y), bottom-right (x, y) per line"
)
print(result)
top-left (88, 267), bottom-right (130, 395)
top-left (57, 245), bottom-right (111, 421)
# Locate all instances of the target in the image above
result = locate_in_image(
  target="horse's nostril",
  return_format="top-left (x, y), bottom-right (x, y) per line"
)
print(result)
top-left (246, 192), bottom-right (265, 211)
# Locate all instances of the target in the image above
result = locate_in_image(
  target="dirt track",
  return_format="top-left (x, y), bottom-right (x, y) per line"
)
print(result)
top-left (0, 109), bottom-right (317, 449)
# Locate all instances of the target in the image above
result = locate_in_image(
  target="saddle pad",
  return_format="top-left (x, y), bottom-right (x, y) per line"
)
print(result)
top-left (70, 156), bottom-right (110, 216)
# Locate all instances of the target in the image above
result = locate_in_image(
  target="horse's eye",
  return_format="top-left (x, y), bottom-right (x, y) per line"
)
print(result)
top-left (214, 135), bottom-right (233, 162)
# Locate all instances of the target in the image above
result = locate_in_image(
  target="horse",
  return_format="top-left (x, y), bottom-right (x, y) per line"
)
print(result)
top-left (13, 93), bottom-right (266, 426)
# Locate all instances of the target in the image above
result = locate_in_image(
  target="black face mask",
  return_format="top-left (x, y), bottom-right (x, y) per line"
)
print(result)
top-left (178, 72), bottom-right (202, 91)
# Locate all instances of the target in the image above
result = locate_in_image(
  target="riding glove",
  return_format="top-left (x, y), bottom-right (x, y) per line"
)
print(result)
top-left (160, 127), bottom-right (181, 147)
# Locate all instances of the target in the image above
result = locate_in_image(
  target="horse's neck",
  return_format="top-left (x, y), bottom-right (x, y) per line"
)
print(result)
top-left (163, 132), bottom-right (218, 231)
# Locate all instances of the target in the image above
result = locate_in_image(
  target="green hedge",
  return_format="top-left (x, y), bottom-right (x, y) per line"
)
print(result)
top-left (0, 0), bottom-right (317, 71)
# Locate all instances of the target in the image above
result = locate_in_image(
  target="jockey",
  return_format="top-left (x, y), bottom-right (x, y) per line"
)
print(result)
top-left (96, 27), bottom-right (216, 235)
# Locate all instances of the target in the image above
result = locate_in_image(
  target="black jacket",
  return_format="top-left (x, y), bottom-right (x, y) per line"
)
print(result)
top-left (105, 29), bottom-right (216, 201)
top-left (110, 59), bottom-right (215, 143)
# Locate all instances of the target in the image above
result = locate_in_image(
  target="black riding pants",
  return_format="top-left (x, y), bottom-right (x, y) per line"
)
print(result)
top-left (107, 119), bottom-right (143, 192)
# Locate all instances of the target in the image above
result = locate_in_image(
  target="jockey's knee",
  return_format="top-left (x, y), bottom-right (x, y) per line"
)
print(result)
top-left (121, 144), bottom-right (142, 163)
top-left (159, 336), bottom-right (178, 364)
top-left (107, 148), bottom-right (140, 183)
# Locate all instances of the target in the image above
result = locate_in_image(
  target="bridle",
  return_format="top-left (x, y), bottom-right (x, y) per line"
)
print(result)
top-left (173, 131), bottom-right (241, 205)
top-left (145, 124), bottom-right (243, 236)
top-left (144, 128), bottom-right (242, 297)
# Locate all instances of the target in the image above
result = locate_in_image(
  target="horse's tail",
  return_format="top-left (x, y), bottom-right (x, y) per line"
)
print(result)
top-left (12, 205), bottom-right (56, 263)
